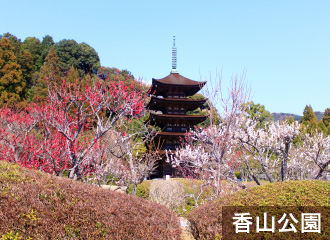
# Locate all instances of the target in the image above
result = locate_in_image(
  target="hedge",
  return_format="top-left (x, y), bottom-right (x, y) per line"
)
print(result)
top-left (0, 161), bottom-right (181, 239)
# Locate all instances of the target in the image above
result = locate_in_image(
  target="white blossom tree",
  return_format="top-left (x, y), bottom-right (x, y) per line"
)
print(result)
top-left (235, 118), bottom-right (300, 183)
top-left (287, 147), bottom-right (314, 180)
top-left (88, 118), bottom-right (159, 195)
top-left (300, 132), bottom-right (330, 179)
top-left (167, 73), bottom-right (249, 197)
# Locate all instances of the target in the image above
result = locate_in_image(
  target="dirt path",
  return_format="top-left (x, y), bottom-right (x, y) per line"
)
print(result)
top-left (179, 217), bottom-right (194, 240)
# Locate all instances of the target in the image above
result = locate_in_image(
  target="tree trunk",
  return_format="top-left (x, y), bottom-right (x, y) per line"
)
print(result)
top-left (314, 163), bottom-right (327, 180)
top-left (68, 164), bottom-right (81, 180)
top-left (261, 161), bottom-right (275, 183)
top-left (132, 183), bottom-right (137, 196)
top-left (245, 160), bottom-right (261, 185)
top-left (281, 142), bottom-right (290, 181)
top-left (215, 166), bottom-right (222, 197)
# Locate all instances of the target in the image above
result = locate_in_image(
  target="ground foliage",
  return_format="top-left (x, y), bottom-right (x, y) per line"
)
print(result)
top-left (188, 180), bottom-right (330, 240)
top-left (0, 161), bottom-right (181, 239)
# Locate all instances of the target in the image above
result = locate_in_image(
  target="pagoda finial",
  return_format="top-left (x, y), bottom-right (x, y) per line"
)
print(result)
top-left (171, 36), bottom-right (178, 73)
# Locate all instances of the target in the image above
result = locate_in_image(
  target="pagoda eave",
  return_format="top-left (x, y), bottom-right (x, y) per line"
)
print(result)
top-left (149, 112), bottom-right (208, 120)
top-left (153, 73), bottom-right (205, 85)
top-left (148, 73), bottom-right (206, 97)
top-left (155, 132), bottom-right (186, 138)
top-left (146, 96), bottom-right (207, 111)
top-left (148, 113), bottom-right (208, 127)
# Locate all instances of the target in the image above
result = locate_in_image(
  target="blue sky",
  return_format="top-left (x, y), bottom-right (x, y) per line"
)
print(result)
top-left (2, 0), bottom-right (330, 115)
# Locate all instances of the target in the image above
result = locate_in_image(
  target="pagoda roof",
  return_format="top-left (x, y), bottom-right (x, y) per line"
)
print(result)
top-left (155, 132), bottom-right (186, 137)
top-left (153, 132), bottom-right (185, 145)
top-left (148, 112), bottom-right (208, 127)
top-left (148, 73), bottom-right (206, 97)
top-left (153, 73), bottom-right (205, 86)
top-left (146, 96), bottom-right (207, 111)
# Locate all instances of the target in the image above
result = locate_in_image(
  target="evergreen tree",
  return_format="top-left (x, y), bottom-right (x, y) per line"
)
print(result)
top-left (41, 35), bottom-right (55, 47)
top-left (322, 108), bottom-right (330, 127)
top-left (23, 37), bottom-right (43, 71)
top-left (66, 65), bottom-right (80, 84)
top-left (39, 35), bottom-right (55, 68)
top-left (54, 39), bottom-right (100, 76)
top-left (243, 101), bottom-right (273, 128)
top-left (288, 115), bottom-right (295, 124)
top-left (318, 121), bottom-right (327, 135)
top-left (300, 105), bottom-right (318, 124)
top-left (0, 38), bottom-right (26, 106)
top-left (33, 47), bottom-right (61, 102)
top-left (1, 33), bottom-right (34, 88)
top-left (300, 105), bottom-right (319, 134)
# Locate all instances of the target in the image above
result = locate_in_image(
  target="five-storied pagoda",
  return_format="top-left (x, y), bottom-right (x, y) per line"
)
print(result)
top-left (146, 37), bottom-right (208, 178)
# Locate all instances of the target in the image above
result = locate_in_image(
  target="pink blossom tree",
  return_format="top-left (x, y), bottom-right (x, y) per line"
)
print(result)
top-left (35, 77), bottom-right (145, 180)
top-left (0, 107), bottom-right (40, 167)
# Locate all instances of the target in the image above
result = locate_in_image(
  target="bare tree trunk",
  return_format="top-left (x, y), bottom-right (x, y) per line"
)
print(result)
top-left (244, 160), bottom-right (260, 185)
top-left (68, 162), bottom-right (81, 180)
top-left (261, 162), bottom-right (275, 183)
top-left (314, 162), bottom-right (329, 179)
top-left (281, 142), bottom-right (290, 181)
top-left (215, 167), bottom-right (222, 197)
top-left (132, 183), bottom-right (138, 196)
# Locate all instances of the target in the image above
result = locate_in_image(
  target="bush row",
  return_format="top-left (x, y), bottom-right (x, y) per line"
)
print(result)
top-left (188, 180), bottom-right (330, 240)
top-left (0, 161), bottom-right (181, 239)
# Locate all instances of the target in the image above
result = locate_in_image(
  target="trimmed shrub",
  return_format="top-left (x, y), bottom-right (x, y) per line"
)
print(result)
top-left (0, 161), bottom-right (181, 239)
top-left (188, 180), bottom-right (330, 240)
top-left (150, 180), bottom-right (185, 212)
top-left (126, 180), bottom-right (151, 199)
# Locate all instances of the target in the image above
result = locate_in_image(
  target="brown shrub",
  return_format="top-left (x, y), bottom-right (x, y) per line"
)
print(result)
top-left (0, 161), bottom-right (181, 239)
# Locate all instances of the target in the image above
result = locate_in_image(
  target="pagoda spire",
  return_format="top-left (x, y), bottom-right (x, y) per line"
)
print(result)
top-left (171, 36), bottom-right (178, 73)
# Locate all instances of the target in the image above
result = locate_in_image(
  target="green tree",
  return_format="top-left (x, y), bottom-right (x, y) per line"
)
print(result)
top-left (0, 38), bottom-right (26, 106)
top-left (38, 35), bottom-right (55, 69)
top-left (1, 33), bottom-right (34, 88)
top-left (300, 105), bottom-right (318, 124)
top-left (41, 35), bottom-right (55, 47)
top-left (33, 47), bottom-right (61, 102)
top-left (66, 65), bottom-right (80, 83)
top-left (318, 120), bottom-right (327, 135)
top-left (23, 37), bottom-right (43, 71)
top-left (300, 105), bottom-right (319, 134)
top-left (1, 33), bottom-right (22, 54)
top-left (185, 93), bottom-right (221, 127)
top-left (243, 101), bottom-right (273, 128)
top-left (79, 42), bottom-right (101, 73)
top-left (322, 108), bottom-right (330, 127)
top-left (54, 40), bottom-right (100, 76)
top-left (288, 115), bottom-right (295, 124)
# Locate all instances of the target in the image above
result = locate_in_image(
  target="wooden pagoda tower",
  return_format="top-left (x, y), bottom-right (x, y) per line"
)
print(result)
top-left (147, 37), bottom-right (207, 178)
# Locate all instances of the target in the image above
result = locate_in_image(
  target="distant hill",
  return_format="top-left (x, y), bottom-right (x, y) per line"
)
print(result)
top-left (272, 112), bottom-right (324, 122)
top-left (272, 113), bottom-right (302, 122)
top-left (315, 111), bottom-right (325, 121)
